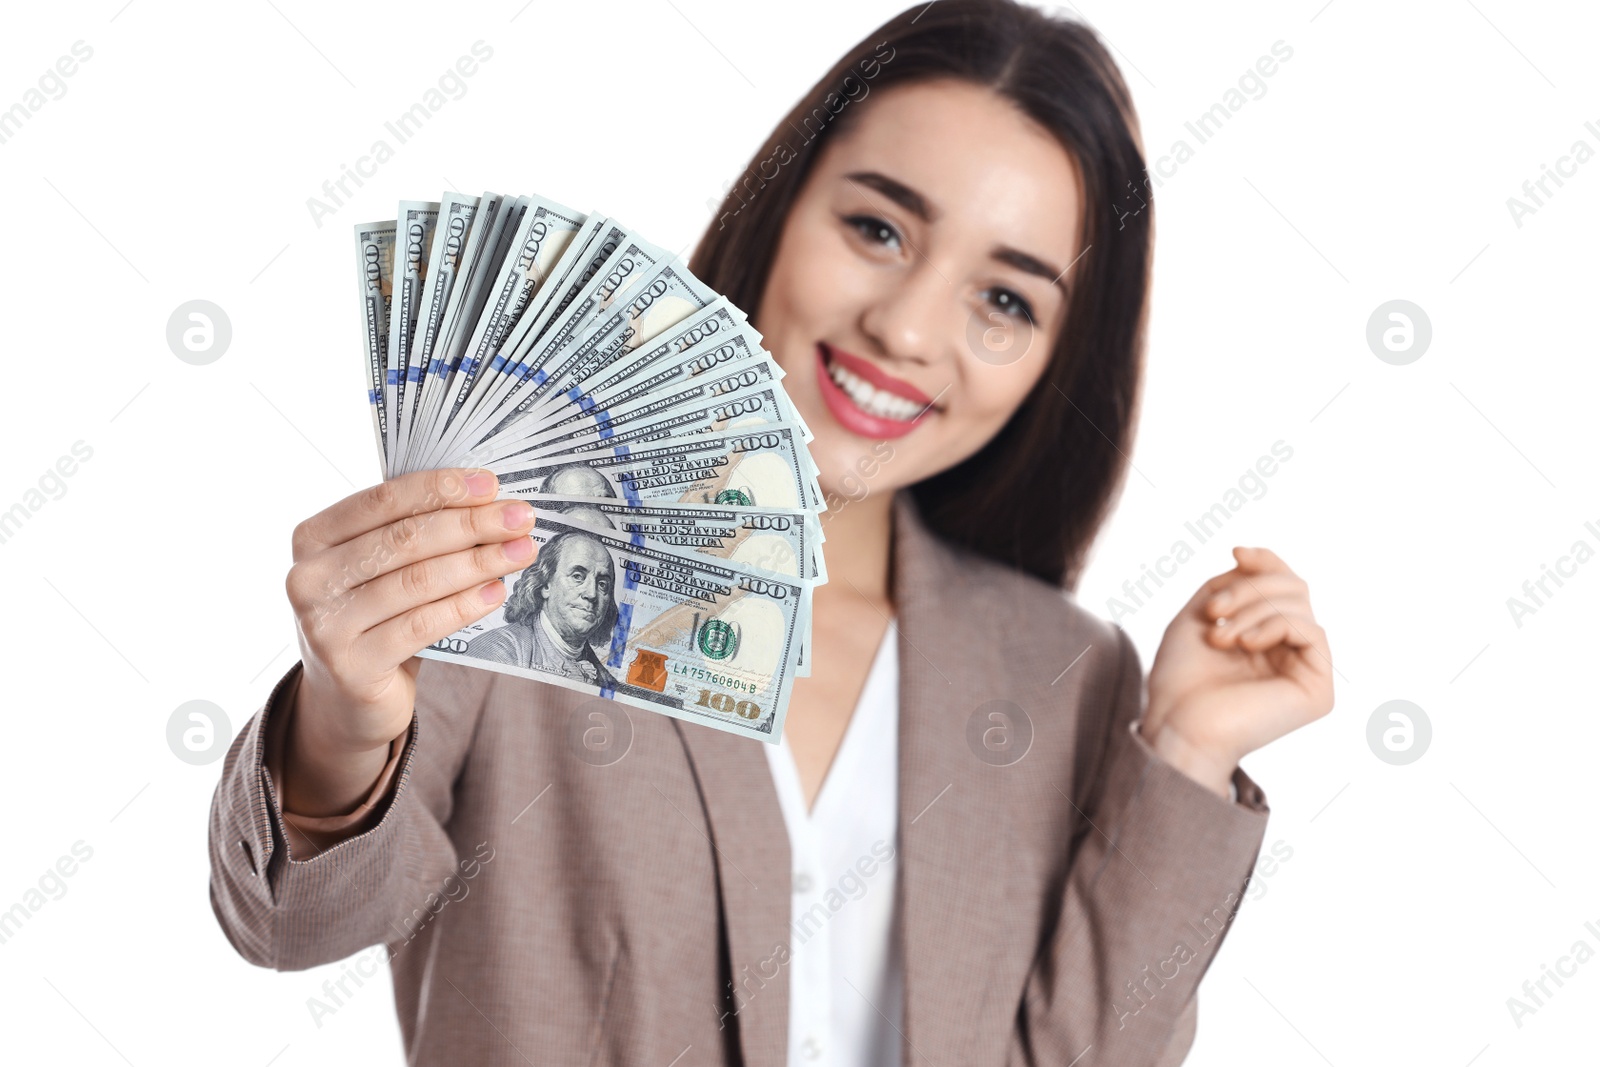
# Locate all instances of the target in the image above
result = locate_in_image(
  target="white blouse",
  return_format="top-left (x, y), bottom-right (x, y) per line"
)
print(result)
top-left (763, 618), bottom-right (903, 1067)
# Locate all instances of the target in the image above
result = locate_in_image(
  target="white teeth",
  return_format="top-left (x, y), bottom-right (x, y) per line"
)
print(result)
top-left (826, 356), bottom-right (925, 422)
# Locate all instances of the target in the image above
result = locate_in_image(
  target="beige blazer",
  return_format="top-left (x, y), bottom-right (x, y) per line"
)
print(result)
top-left (208, 491), bottom-right (1270, 1066)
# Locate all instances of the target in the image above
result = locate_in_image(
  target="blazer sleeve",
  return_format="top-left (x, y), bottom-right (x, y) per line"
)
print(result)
top-left (206, 657), bottom-right (494, 971)
top-left (1010, 625), bottom-right (1271, 1067)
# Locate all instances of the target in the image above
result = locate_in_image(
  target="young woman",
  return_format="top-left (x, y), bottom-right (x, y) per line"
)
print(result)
top-left (209, 2), bottom-right (1333, 1064)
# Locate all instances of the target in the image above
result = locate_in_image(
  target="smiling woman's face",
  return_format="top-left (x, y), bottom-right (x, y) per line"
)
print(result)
top-left (755, 76), bottom-right (1086, 501)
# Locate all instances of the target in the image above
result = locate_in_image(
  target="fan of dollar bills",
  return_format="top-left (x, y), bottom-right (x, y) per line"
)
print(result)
top-left (353, 192), bottom-right (825, 743)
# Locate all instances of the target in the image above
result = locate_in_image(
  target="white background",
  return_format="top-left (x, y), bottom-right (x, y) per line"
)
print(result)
top-left (0, 1), bottom-right (1595, 1064)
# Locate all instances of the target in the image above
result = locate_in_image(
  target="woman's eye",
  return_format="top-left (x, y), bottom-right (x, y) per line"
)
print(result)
top-left (983, 287), bottom-right (1035, 323)
top-left (843, 214), bottom-right (901, 252)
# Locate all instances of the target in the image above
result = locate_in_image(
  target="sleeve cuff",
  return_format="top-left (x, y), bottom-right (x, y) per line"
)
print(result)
top-left (1094, 714), bottom-right (1270, 903)
top-left (1126, 718), bottom-right (1266, 812)
top-left (263, 665), bottom-right (413, 857)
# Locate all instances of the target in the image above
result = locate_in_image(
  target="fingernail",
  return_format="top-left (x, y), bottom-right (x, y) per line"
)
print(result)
top-left (480, 579), bottom-right (504, 604)
top-left (501, 502), bottom-right (534, 529)
top-left (465, 470), bottom-right (495, 496)
top-left (503, 536), bottom-right (533, 562)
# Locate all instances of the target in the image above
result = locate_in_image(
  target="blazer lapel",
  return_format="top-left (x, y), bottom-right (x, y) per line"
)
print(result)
top-left (673, 717), bottom-right (792, 1067)
top-left (891, 490), bottom-right (1032, 1065)
top-left (672, 490), bottom-right (1031, 1067)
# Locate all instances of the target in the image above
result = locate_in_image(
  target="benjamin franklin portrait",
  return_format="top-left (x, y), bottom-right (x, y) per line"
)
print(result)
top-left (537, 460), bottom-right (620, 532)
top-left (539, 461), bottom-right (617, 499)
top-left (464, 529), bottom-right (622, 689)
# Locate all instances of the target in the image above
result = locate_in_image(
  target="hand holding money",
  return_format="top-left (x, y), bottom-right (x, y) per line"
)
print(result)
top-left (351, 190), bottom-right (825, 742)
top-left (280, 467), bottom-right (534, 814)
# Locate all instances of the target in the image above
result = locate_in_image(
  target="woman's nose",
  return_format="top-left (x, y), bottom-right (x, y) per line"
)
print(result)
top-left (859, 256), bottom-right (956, 366)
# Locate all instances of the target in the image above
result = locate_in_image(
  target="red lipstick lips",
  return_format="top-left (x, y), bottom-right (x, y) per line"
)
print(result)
top-left (814, 342), bottom-right (935, 440)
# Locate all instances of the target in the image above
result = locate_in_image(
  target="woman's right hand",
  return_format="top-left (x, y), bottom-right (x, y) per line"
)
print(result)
top-left (279, 467), bottom-right (536, 812)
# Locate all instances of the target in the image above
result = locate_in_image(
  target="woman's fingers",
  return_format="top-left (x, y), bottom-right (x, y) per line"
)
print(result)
top-left (297, 497), bottom-right (535, 612)
top-left (279, 469), bottom-right (533, 760)
top-left (1238, 614), bottom-right (1335, 698)
top-left (1237, 614), bottom-right (1312, 650)
top-left (1209, 600), bottom-right (1283, 645)
top-left (331, 533), bottom-right (536, 638)
top-left (1206, 586), bottom-right (1307, 643)
top-left (355, 568), bottom-right (517, 668)
top-left (1232, 544), bottom-right (1292, 575)
top-left (291, 468), bottom-right (499, 561)
top-left (1201, 568), bottom-right (1308, 622)
top-left (1179, 548), bottom-right (1292, 615)
top-left (1223, 606), bottom-right (1313, 649)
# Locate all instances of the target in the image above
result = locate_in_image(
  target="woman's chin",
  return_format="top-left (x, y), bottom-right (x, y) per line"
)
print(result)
top-left (809, 439), bottom-right (920, 508)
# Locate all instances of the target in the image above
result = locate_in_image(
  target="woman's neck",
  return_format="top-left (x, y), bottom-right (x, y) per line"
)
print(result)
top-left (818, 487), bottom-right (896, 610)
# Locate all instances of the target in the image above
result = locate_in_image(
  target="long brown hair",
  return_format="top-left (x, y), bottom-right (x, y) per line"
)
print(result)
top-left (688, 0), bottom-right (1151, 592)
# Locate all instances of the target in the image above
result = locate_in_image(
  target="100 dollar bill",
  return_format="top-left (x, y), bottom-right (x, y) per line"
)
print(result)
top-left (505, 493), bottom-right (823, 672)
top-left (384, 201), bottom-right (439, 476)
top-left (416, 510), bottom-right (805, 742)
top-left (354, 220), bottom-right (396, 478)
top-left (501, 492), bottom-right (826, 582)
top-left (483, 362), bottom-right (804, 467)
top-left (490, 424), bottom-right (824, 511)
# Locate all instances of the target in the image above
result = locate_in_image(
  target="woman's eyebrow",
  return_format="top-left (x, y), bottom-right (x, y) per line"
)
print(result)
top-left (843, 170), bottom-right (935, 221)
top-left (992, 245), bottom-right (1070, 298)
